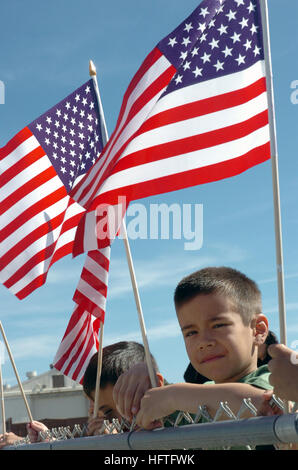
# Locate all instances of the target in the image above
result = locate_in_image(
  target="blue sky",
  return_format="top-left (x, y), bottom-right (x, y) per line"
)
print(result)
top-left (0, 0), bottom-right (298, 388)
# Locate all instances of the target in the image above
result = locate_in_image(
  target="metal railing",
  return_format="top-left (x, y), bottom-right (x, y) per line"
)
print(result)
top-left (4, 396), bottom-right (298, 450)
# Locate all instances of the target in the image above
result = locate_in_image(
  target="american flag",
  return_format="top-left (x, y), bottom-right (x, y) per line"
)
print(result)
top-left (53, 247), bottom-right (110, 384)
top-left (70, 0), bottom-right (271, 254)
top-left (0, 80), bottom-right (104, 299)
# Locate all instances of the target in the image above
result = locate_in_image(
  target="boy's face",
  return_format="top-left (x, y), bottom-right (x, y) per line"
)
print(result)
top-left (89, 384), bottom-right (122, 421)
top-left (177, 292), bottom-right (264, 383)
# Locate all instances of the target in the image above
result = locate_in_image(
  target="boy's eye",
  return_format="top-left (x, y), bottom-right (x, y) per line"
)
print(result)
top-left (213, 323), bottom-right (227, 328)
top-left (185, 330), bottom-right (197, 337)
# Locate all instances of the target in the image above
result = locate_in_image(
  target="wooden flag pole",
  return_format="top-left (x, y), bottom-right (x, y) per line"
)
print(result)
top-left (260, 1), bottom-right (290, 417)
top-left (0, 362), bottom-right (6, 435)
top-left (92, 321), bottom-right (104, 418)
top-left (259, 1), bottom-right (287, 346)
top-left (89, 60), bottom-right (157, 391)
top-left (0, 322), bottom-right (33, 422)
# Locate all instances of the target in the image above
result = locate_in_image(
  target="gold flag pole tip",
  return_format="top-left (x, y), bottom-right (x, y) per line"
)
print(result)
top-left (89, 60), bottom-right (97, 77)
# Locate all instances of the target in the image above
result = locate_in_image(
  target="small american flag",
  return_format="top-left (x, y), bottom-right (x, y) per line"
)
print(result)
top-left (53, 247), bottom-right (110, 383)
top-left (0, 80), bottom-right (104, 299)
top-left (71, 0), bottom-right (271, 254)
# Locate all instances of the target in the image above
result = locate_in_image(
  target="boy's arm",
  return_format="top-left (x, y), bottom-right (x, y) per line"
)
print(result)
top-left (130, 382), bottom-right (269, 429)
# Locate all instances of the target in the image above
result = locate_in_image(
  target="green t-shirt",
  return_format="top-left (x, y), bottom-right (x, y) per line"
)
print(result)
top-left (205, 364), bottom-right (273, 390)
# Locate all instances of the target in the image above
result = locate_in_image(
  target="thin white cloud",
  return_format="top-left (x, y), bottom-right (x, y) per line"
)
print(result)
top-left (108, 244), bottom-right (247, 298)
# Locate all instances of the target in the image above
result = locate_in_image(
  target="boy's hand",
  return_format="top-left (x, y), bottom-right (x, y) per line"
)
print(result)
top-left (113, 362), bottom-right (156, 421)
top-left (136, 386), bottom-right (176, 429)
top-left (0, 432), bottom-right (20, 448)
top-left (87, 414), bottom-right (105, 436)
top-left (26, 420), bottom-right (49, 443)
top-left (267, 344), bottom-right (298, 402)
top-left (257, 390), bottom-right (284, 416)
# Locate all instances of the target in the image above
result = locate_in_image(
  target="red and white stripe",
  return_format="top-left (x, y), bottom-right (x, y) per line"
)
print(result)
top-left (70, 57), bottom-right (270, 254)
top-left (0, 128), bottom-right (85, 299)
top-left (53, 246), bottom-right (110, 384)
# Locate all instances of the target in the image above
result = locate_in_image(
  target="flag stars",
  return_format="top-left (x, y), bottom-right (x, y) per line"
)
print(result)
top-left (213, 60), bottom-right (224, 72)
top-left (183, 61), bottom-right (191, 71)
top-left (65, 102), bottom-right (71, 110)
top-left (168, 37), bottom-right (177, 47)
top-left (181, 36), bottom-right (191, 47)
top-left (72, 106), bottom-right (78, 114)
top-left (235, 54), bottom-right (246, 66)
top-left (56, 109), bottom-right (62, 117)
top-left (63, 113), bottom-right (69, 121)
top-left (75, 94), bottom-right (80, 102)
top-left (244, 39), bottom-right (252, 51)
top-left (222, 46), bottom-right (233, 58)
top-left (60, 156), bottom-right (66, 164)
top-left (226, 10), bottom-right (237, 21)
top-left (192, 66), bottom-right (203, 78)
top-left (209, 38), bottom-right (219, 49)
top-left (200, 33), bottom-right (207, 43)
top-left (234, 0), bottom-right (245, 5)
top-left (54, 121), bottom-right (60, 128)
top-left (250, 24), bottom-right (259, 35)
top-left (89, 102), bottom-right (95, 110)
top-left (36, 123), bottom-right (42, 131)
top-left (200, 7), bottom-right (209, 18)
top-left (191, 47), bottom-right (199, 57)
top-left (184, 22), bottom-right (193, 32)
top-left (230, 32), bottom-right (241, 43)
top-left (197, 22), bottom-right (206, 33)
top-left (201, 52), bottom-right (211, 63)
top-left (208, 19), bottom-right (216, 29)
top-left (85, 86), bottom-right (91, 94)
top-left (217, 24), bottom-right (228, 35)
top-left (45, 127), bottom-right (51, 135)
top-left (175, 74), bottom-right (183, 85)
top-left (253, 45), bottom-right (261, 56)
top-left (46, 116), bottom-right (52, 124)
top-left (180, 51), bottom-right (188, 61)
top-left (44, 138), bottom-right (50, 145)
top-left (62, 125), bottom-right (67, 132)
top-left (239, 17), bottom-right (249, 29)
top-left (60, 166), bottom-right (66, 174)
top-left (61, 146), bottom-right (66, 154)
top-left (82, 97), bottom-right (88, 106)
top-left (247, 2), bottom-right (256, 13)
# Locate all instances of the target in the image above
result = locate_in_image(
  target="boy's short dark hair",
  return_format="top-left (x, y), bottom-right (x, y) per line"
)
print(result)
top-left (174, 266), bottom-right (262, 325)
top-left (83, 341), bottom-right (159, 399)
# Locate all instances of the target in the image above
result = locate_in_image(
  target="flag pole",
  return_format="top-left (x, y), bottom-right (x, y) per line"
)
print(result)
top-left (259, 1), bottom-right (290, 417)
top-left (0, 322), bottom-right (33, 422)
top-left (92, 320), bottom-right (104, 419)
top-left (259, 1), bottom-right (287, 346)
top-left (89, 60), bottom-right (157, 389)
top-left (0, 362), bottom-right (6, 435)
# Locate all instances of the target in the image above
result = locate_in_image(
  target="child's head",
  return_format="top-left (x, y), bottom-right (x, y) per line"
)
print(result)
top-left (174, 267), bottom-right (268, 384)
top-left (83, 341), bottom-right (159, 421)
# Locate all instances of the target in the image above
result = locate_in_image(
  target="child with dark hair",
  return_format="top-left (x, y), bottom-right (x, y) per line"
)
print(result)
top-left (183, 330), bottom-right (279, 384)
top-left (23, 341), bottom-right (161, 443)
top-left (113, 266), bottom-right (275, 429)
top-left (83, 341), bottom-right (162, 435)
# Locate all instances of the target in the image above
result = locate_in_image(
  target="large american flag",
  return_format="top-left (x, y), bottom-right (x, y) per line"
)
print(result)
top-left (0, 80), bottom-right (104, 299)
top-left (70, 0), bottom-right (270, 254)
top-left (53, 247), bottom-right (110, 384)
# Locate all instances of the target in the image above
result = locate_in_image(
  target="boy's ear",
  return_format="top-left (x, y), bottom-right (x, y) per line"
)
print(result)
top-left (156, 372), bottom-right (164, 387)
top-left (253, 314), bottom-right (269, 345)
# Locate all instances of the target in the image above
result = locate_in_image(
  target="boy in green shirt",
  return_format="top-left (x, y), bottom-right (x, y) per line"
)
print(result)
top-left (113, 266), bottom-right (273, 428)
